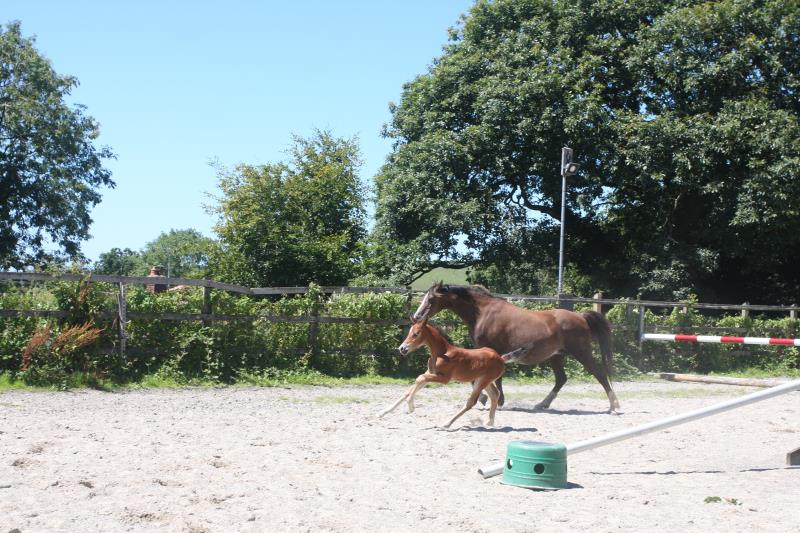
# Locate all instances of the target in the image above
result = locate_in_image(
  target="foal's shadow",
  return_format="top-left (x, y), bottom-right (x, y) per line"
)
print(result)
top-left (502, 405), bottom-right (611, 416)
top-left (430, 425), bottom-right (539, 433)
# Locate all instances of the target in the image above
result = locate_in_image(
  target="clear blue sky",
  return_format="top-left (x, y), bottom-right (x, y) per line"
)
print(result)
top-left (4, 1), bottom-right (475, 262)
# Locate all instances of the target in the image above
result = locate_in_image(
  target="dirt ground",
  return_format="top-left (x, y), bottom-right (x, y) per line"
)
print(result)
top-left (1, 380), bottom-right (799, 532)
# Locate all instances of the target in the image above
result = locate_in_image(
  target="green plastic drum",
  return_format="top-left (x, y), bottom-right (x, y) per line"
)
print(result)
top-left (502, 441), bottom-right (568, 490)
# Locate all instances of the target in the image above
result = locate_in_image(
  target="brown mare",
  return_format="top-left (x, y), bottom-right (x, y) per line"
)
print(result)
top-left (378, 318), bottom-right (527, 428)
top-left (413, 282), bottom-right (620, 412)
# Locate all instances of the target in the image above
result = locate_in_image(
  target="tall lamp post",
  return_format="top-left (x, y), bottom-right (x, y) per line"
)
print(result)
top-left (558, 147), bottom-right (579, 298)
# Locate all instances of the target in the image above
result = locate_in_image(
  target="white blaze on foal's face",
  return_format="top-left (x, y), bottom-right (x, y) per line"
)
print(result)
top-left (398, 321), bottom-right (426, 355)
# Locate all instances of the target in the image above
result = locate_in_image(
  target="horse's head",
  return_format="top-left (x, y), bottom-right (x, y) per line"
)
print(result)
top-left (412, 281), bottom-right (452, 321)
top-left (398, 315), bottom-right (429, 356)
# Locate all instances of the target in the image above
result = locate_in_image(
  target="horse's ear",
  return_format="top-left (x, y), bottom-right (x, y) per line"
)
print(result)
top-left (410, 314), bottom-right (417, 324)
top-left (433, 280), bottom-right (448, 295)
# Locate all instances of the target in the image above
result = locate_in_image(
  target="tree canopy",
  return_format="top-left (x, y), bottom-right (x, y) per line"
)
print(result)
top-left (93, 247), bottom-right (142, 276)
top-left (210, 130), bottom-right (367, 287)
top-left (93, 229), bottom-right (214, 278)
top-left (373, 0), bottom-right (800, 303)
top-left (0, 22), bottom-right (114, 268)
top-left (139, 229), bottom-right (215, 279)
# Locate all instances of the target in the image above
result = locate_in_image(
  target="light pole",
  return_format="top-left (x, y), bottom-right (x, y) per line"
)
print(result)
top-left (558, 147), bottom-right (579, 297)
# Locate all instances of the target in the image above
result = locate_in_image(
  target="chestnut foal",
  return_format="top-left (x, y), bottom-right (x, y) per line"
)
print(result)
top-left (378, 318), bottom-right (525, 428)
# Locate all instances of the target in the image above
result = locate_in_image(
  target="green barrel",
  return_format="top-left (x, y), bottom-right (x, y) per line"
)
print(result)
top-left (501, 440), bottom-right (568, 490)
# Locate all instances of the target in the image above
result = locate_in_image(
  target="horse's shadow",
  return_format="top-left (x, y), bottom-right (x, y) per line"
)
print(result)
top-left (501, 405), bottom-right (611, 416)
top-left (590, 466), bottom-right (800, 476)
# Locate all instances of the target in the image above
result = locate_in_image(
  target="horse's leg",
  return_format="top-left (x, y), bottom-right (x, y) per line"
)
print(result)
top-left (485, 381), bottom-right (500, 426)
top-left (378, 373), bottom-right (432, 417)
top-left (444, 379), bottom-right (486, 428)
top-left (534, 354), bottom-right (567, 410)
top-left (496, 376), bottom-right (505, 407)
top-left (570, 343), bottom-right (620, 413)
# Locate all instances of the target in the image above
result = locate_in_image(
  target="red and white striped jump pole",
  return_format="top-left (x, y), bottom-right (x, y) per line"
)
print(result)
top-left (643, 333), bottom-right (800, 346)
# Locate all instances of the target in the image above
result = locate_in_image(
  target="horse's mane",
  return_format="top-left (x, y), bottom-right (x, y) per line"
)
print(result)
top-left (444, 284), bottom-right (496, 300)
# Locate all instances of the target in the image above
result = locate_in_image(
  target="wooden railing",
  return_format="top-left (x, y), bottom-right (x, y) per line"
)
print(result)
top-left (1, 272), bottom-right (798, 360)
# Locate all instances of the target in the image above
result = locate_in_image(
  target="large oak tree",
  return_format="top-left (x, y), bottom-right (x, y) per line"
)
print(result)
top-left (374, 0), bottom-right (800, 303)
top-left (0, 22), bottom-right (114, 268)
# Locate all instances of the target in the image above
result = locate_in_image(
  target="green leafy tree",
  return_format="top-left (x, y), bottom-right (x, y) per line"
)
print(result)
top-left (374, 0), bottom-right (800, 303)
top-left (140, 229), bottom-right (215, 279)
top-left (93, 247), bottom-right (143, 276)
top-left (210, 130), bottom-right (367, 286)
top-left (0, 22), bottom-right (115, 268)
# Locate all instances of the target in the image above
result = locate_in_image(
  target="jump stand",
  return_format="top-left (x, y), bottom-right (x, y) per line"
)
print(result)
top-left (479, 380), bottom-right (800, 489)
top-left (788, 447), bottom-right (800, 466)
top-left (501, 441), bottom-right (567, 490)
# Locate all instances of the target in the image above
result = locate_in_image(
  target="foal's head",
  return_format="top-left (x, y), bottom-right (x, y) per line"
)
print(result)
top-left (398, 317), bottom-right (431, 356)
top-left (398, 317), bottom-right (453, 356)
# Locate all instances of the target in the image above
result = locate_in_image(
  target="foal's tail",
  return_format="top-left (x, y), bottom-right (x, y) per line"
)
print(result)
top-left (581, 311), bottom-right (614, 376)
top-left (501, 346), bottom-right (530, 364)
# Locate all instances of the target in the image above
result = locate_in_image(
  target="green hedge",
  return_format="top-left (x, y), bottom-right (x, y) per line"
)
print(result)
top-left (1, 280), bottom-right (798, 385)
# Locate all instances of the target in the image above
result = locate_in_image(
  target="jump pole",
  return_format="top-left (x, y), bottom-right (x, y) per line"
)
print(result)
top-left (478, 379), bottom-right (800, 483)
top-left (642, 333), bottom-right (800, 346)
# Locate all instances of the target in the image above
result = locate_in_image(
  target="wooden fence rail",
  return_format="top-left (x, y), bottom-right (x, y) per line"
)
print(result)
top-left (1, 272), bottom-right (798, 362)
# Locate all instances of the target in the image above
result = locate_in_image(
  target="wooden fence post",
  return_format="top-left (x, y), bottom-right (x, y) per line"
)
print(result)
top-left (399, 286), bottom-right (413, 373)
top-left (790, 305), bottom-right (797, 320)
top-left (592, 292), bottom-right (602, 313)
top-left (117, 283), bottom-right (127, 362)
top-left (403, 286), bottom-right (413, 319)
top-left (308, 303), bottom-right (320, 362)
top-left (637, 304), bottom-right (646, 366)
top-left (202, 285), bottom-right (212, 326)
top-left (741, 303), bottom-right (750, 319)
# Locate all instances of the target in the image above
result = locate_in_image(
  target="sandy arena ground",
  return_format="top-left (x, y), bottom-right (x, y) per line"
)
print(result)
top-left (1, 380), bottom-right (799, 532)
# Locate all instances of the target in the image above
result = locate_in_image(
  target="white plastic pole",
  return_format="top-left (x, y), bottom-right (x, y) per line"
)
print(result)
top-left (566, 379), bottom-right (800, 454)
top-left (479, 380), bottom-right (800, 479)
top-left (557, 172), bottom-right (566, 297)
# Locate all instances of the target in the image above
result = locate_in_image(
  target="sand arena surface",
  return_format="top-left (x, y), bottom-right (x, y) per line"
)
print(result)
top-left (1, 381), bottom-right (799, 532)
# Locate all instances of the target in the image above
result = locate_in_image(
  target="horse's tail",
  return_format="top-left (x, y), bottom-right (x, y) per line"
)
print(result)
top-left (581, 311), bottom-right (614, 376)
top-left (501, 346), bottom-right (530, 364)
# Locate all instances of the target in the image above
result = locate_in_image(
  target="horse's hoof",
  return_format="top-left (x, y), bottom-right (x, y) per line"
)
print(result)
top-left (478, 394), bottom-right (488, 406)
top-left (533, 403), bottom-right (549, 412)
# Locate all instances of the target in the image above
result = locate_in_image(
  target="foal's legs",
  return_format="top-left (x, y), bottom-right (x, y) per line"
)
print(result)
top-left (484, 382), bottom-right (500, 426)
top-left (479, 376), bottom-right (506, 407)
top-left (444, 378), bottom-right (491, 428)
top-left (378, 373), bottom-right (439, 418)
top-left (569, 343), bottom-right (620, 412)
top-left (534, 353), bottom-right (568, 410)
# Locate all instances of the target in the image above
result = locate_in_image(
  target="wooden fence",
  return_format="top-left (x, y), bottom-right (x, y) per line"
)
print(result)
top-left (1, 272), bottom-right (798, 361)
